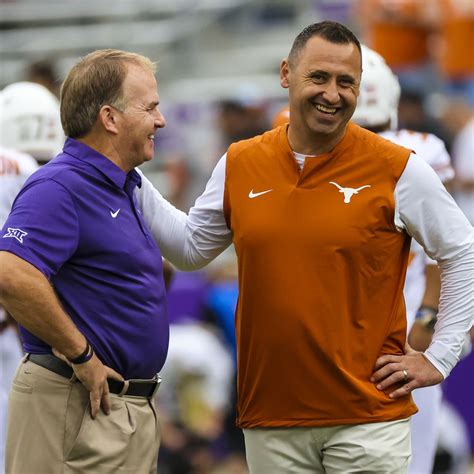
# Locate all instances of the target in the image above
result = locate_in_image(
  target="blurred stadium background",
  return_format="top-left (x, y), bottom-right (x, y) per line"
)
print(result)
top-left (1, 1), bottom-right (473, 473)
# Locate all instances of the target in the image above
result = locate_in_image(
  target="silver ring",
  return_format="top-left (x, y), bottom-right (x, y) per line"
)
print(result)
top-left (402, 369), bottom-right (409, 383)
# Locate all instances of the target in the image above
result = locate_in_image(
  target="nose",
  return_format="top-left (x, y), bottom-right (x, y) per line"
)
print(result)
top-left (322, 79), bottom-right (340, 104)
top-left (154, 109), bottom-right (166, 129)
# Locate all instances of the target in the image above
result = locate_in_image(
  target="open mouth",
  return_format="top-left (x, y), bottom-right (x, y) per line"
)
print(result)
top-left (314, 103), bottom-right (338, 115)
top-left (148, 133), bottom-right (155, 143)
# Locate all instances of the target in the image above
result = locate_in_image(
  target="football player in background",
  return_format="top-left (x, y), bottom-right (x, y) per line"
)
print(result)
top-left (352, 45), bottom-right (469, 474)
top-left (0, 81), bottom-right (64, 474)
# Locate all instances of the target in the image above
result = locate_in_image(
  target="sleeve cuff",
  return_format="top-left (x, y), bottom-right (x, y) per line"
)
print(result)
top-left (424, 340), bottom-right (460, 379)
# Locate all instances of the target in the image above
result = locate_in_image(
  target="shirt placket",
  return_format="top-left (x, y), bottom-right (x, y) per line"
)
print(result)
top-left (124, 176), bottom-right (153, 243)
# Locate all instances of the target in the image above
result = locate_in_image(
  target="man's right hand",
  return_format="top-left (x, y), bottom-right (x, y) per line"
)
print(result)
top-left (53, 348), bottom-right (123, 419)
top-left (73, 353), bottom-right (116, 418)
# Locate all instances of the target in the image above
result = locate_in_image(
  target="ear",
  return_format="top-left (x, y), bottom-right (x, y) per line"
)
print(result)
top-left (98, 105), bottom-right (120, 134)
top-left (280, 59), bottom-right (290, 89)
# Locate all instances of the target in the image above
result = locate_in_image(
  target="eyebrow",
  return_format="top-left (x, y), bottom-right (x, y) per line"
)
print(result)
top-left (338, 74), bottom-right (356, 83)
top-left (308, 70), bottom-right (329, 79)
top-left (308, 70), bottom-right (357, 83)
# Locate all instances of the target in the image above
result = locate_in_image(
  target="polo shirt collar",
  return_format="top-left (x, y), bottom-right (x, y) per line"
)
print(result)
top-left (63, 137), bottom-right (141, 190)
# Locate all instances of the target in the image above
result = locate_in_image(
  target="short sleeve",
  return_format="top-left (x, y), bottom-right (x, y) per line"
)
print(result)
top-left (0, 178), bottom-right (79, 278)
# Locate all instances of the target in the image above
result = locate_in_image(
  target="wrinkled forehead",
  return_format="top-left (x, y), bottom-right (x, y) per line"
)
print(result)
top-left (122, 64), bottom-right (158, 100)
top-left (123, 63), bottom-right (157, 86)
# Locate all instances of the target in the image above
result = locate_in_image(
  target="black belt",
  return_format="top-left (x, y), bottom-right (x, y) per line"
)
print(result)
top-left (27, 353), bottom-right (161, 398)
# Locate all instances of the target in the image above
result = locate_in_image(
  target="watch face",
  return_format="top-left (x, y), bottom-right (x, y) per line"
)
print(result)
top-left (420, 314), bottom-right (437, 330)
top-left (416, 307), bottom-right (438, 330)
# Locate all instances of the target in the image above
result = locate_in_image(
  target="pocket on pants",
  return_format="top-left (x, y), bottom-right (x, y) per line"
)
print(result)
top-left (11, 380), bottom-right (33, 394)
top-left (64, 397), bottom-right (137, 471)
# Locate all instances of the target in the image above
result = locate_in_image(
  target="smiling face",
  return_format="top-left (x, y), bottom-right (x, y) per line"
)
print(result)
top-left (280, 35), bottom-right (361, 154)
top-left (115, 63), bottom-right (166, 169)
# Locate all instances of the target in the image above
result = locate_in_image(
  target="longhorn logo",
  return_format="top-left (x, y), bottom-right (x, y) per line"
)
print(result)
top-left (329, 182), bottom-right (371, 204)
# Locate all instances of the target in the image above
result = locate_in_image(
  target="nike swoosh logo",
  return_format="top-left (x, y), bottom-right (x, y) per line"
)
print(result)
top-left (249, 189), bottom-right (273, 199)
top-left (110, 209), bottom-right (121, 218)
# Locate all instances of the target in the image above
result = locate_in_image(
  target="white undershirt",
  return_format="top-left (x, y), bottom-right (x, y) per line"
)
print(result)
top-left (136, 152), bottom-right (473, 378)
top-left (293, 151), bottom-right (313, 170)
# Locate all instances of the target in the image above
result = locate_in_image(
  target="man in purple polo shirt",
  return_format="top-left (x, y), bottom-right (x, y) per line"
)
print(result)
top-left (0, 49), bottom-right (168, 473)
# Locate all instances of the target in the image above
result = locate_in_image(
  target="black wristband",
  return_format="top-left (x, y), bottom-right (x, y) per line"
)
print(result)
top-left (68, 341), bottom-right (94, 365)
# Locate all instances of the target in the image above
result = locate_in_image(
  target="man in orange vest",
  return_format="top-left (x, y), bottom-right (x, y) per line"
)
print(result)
top-left (136, 21), bottom-right (473, 472)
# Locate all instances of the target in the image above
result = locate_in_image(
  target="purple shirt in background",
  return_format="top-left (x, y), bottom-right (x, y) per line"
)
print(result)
top-left (166, 271), bottom-right (210, 325)
top-left (0, 138), bottom-right (169, 379)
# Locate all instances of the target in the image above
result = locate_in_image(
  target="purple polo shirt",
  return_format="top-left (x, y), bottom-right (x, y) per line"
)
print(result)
top-left (0, 138), bottom-right (169, 379)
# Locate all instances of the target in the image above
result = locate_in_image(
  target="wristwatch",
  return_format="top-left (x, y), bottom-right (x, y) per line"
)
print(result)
top-left (415, 306), bottom-right (438, 331)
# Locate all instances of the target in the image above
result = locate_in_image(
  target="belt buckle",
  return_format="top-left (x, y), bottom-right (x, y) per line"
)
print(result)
top-left (127, 373), bottom-right (162, 398)
top-left (150, 373), bottom-right (162, 398)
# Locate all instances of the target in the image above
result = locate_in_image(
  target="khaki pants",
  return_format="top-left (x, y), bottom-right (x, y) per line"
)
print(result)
top-left (244, 418), bottom-right (411, 473)
top-left (6, 358), bottom-right (160, 474)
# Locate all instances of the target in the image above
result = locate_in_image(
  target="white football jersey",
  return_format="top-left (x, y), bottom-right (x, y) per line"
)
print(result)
top-left (0, 146), bottom-right (38, 226)
top-left (379, 130), bottom-right (454, 329)
top-left (0, 146), bottom-right (37, 473)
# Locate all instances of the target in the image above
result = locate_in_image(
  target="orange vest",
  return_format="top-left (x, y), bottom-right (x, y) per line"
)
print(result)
top-left (224, 123), bottom-right (417, 428)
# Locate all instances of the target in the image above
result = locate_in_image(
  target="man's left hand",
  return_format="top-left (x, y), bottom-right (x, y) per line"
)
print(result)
top-left (371, 344), bottom-right (444, 399)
